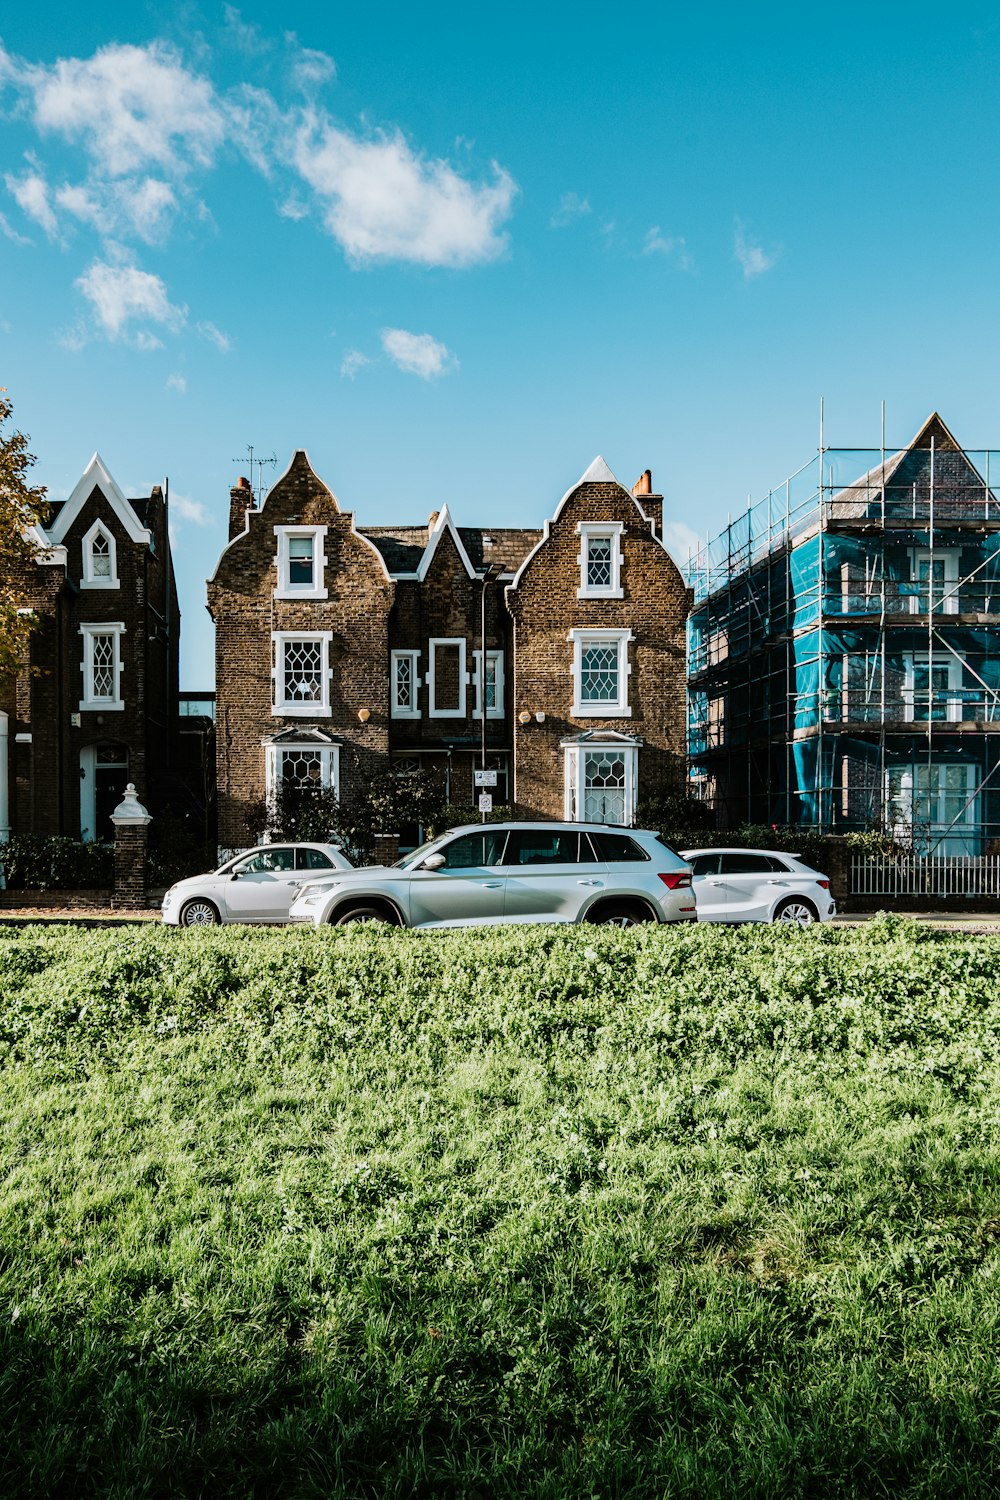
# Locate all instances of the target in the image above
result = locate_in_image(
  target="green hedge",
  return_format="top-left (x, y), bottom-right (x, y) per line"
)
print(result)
top-left (0, 835), bottom-right (114, 890)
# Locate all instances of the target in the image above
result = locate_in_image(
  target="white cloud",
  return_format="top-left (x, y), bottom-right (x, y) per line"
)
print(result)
top-left (222, 6), bottom-right (270, 56)
top-left (0, 210), bottom-right (32, 246)
top-left (5, 169), bottom-right (58, 238)
top-left (641, 226), bottom-right (693, 270)
top-left (196, 320), bottom-right (231, 352)
top-left (75, 254), bottom-right (186, 342)
top-left (662, 519), bottom-right (705, 564)
top-left (286, 34), bottom-right (336, 90)
top-left (380, 327), bottom-right (456, 380)
top-left (278, 195), bottom-right (310, 221)
top-left (171, 492), bottom-right (208, 523)
top-left (291, 113), bottom-right (516, 266)
top-left (734, 218), bottom-right (780, 280)
top-left (166, 372), bottom-right (187, 393)
top-left (25, 42), bottom-right (226, 179)
top-left (340, 348), bottom-right (370, 378)
top-left (550, 191), bottom-right (590, 228)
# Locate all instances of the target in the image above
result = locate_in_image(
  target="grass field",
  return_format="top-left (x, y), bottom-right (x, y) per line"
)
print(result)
top-left (1, 917), bottom-right (998, 1498)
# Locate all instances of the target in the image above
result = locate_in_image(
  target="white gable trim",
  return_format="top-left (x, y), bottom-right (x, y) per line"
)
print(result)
top-left (47, 453), bottom-right (151, 546)
top-left (415, 504), bottom-right (477, 581)
top-left (509, 455), bottom-right (660, 589)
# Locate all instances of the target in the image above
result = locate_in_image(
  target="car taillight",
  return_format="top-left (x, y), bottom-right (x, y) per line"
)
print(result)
top-left (817, 879), bottom-right (830, 889)
top-left (658, 872), bottom-right (692, 889)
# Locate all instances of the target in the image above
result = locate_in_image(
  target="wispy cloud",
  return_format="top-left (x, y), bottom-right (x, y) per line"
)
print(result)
top-left (641, 226), bottom-right (692, 269)
top-left (285, 34), bottom-right (336, 90)
top-left (0, 208), bottom-right (33, 246)
top-left (662, 518), bottom-right (705, 563)
top-left (380, 327), bottom-right (456, 379)
top-left (340, 348), bottom-right (371, 378)
top-left (4, 168), bottom-right (59, 239)
top-left (171, 492), bottom-right (208, 523)
top-left (75, 253), bottom-right (186, 343)
top-left (196, 320), bottom-right (231, 352)
top-left (550, 191), bottom-right (590, 228)
top-left (733, 218), bottom-right (780, 280)
top-left (166, 372), bottom-right (187, 393)
top-left (290, 114), bottom-right (517, 266)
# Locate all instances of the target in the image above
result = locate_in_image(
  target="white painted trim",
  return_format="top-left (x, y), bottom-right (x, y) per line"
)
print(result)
top-left (563, 741), bottom-right (639, 824)
top-left (80, 518), bottom-right (120, 590)
top-left (568, 627), bottom-right (633, 717)
top-left (78, 622), bottom-right (125, 711)
top-left (903, 650), bottom-right (963, 723)
top-left (391, 649), bottom-right (422, 718)
top-left (265, 741), bottom-right (340, 801)
top-left (471, 649), bottom-right (505, 718)
top-left (274, 524), bottom-right (329, 599)
top-left (576, 521), bottom-right (624, 598)
top-left (415, 504), bottom-right (478, 581)
top-left (428, 637), bottom-right (468, 717)
top-left (48, 453), bottom-right (151, 546)
top-left (272, 631), bottom-right (333, 717)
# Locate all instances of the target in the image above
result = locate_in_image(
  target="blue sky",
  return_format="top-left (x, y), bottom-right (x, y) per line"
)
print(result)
top-left (4, 2), bottom-right (1000, 686)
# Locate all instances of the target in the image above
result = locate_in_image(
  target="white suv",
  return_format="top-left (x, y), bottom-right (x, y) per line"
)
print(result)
top-left (288, 822), bottom-right (696, 928)
top-left (681, 847), bottom-right (836, 924)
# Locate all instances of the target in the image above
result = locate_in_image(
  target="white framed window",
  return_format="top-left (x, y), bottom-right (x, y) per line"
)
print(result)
top-left (471, 650), bottom-right (505, 718)
top-left (569, 627), bottom-right (633, 717)
top-left (272, 632), bottom-right (332, 717)
top-left (903, 652), bottom-right (963, 723)
top-left (428, 638), bottom-right (468, 718)
top-left (391, 650), bottom-right (422, 719)
top-left (563, 741), bottom-right (638, 824)
top-left (79, 623), bottom-right (125, 710)
top-left (909, 549), bottom-right (958, 615)
top-left (265, 741), bottom-right (339, 800)
top-left (886, 762), bottom-right (978, 855)
top-left (577, 522), bottom-right (623, 598)
top-left (81, 520), bottom-right (119, 589)
top-left (274, 526), bottom-right (328, 599)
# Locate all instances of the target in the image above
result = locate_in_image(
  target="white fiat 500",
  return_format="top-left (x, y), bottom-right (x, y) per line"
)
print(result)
top-left (681, 847), bottom-right (836, 925)
top-left (162, 842), bottom-right (354, 926)
top-left (289, 822), bottom-right (696, 929)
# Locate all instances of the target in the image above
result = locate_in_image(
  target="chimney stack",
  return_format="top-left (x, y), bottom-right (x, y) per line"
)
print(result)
top-left (229, 476), bottom-right (254, 541)
top-left (632, 470), bottom-right (663, 539)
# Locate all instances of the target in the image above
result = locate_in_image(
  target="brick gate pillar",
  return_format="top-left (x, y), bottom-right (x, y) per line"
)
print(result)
top-left (372, 833), bottom-right (400, 866)
top-left (111, 783), bottom-right (152, 909)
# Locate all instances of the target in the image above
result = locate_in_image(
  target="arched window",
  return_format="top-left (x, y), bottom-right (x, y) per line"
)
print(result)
top-left (82, 521), bottom-right (119, 589)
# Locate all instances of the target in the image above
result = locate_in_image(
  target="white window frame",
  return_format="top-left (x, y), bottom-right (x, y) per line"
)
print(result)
top-left (274, 525), bottom-right (328, 600)
top-left (471, 649), bottom-right (505, 719)
top-left (79, 622), bottom-right (125, 711)
top-left (563, 742), bottom-right (639, 824)
top-left (265, 741), bottom-right (340, 802)
top-left (81, 520), bottom-right (119, 590)
top-left (577, 522), bottom-right (623, 599)
top-left (272, 631), bottom-right (333, 717)
top-left (568, 627), bottom-right (633, 717)
top-left (903, 651), bottom-right (963, 723)
top-left (428, 638), bottom-right (468, 718)
top-left (885, 762), bottom-right (978, 855)
top-left (909, 549), bottom-right (959, 615)
top-left (391, 649), bottom-right (422, 719)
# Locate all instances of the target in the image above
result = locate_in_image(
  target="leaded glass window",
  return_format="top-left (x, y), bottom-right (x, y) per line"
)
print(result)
top-left (586, 535), bottom-right (613, 589)
top-left (91, 532), bottom-right (112, 577)
top-left (90, 633), bottom-right (116, 699)
top-left (281, 639), bottom-right (324, 705)
top-left (580, 642), bottom-right (619, 704)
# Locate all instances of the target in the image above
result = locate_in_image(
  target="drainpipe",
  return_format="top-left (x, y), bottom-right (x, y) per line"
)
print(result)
top-left (0, 710), bottom-right (9, 843)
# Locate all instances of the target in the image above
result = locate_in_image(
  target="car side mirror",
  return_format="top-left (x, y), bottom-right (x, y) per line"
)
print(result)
top-left (421, 853), bottom-right (446, 871)
top-left (230, 871), bottom-right (242, 881)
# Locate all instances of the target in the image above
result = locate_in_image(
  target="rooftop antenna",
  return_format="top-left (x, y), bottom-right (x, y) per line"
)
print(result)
top-left (232, 445), bottom-right (277, 504)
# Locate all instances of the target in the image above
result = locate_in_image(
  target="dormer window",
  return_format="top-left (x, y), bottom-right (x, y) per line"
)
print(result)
top-left (274, 526), bottom-right (328, 600)
top-left (81, 521), bottom-right (119, 590)
top-left (577, 523), bottom-right (623, 598)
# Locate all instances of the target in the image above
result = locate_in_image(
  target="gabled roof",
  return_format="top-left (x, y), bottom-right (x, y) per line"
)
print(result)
top-left (559, 728), bottom-right (645, 747)
top-left (260, 726), bottom-right (343, 745)
top-left (831, 412), bottom-right (990, 514)
top-left (360, 522), bottom-right (542, 577)
top-left (46, 453), bottom-right (152, 546)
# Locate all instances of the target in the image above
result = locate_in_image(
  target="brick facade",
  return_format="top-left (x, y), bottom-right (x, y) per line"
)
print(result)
top-left (209, 452), bottom-right (690, 845)
top-left (0, 454), bottom-right (180, 841)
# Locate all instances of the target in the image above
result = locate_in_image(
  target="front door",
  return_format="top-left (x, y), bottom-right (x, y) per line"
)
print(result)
top-left (80, 743), bottom-right (128, 842)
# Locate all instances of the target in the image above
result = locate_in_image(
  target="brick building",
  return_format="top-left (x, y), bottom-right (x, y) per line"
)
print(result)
top-left (208, 452), bottom-right (690, 852)
top-left (0, 453), bottom-right (180, 842)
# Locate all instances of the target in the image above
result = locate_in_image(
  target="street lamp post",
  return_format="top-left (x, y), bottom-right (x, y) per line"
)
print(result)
top-left (479, 562), bottom-right (504, 820)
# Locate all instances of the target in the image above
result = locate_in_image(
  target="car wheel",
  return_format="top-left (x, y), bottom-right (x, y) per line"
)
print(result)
top-left (773, 897), bottom-right (817, 926)
top-left (179, 898), bottom-right (221, 927)
top-left (333, 904), bottom-right (399, 926)
top-left (588, 901), bottom-right (655, 928)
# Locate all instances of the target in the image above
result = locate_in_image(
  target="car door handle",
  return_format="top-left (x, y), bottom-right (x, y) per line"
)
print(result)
top-left (480, 881), bottom-right (503, 888)
top-left (578, 879), bottom-right (603, 886)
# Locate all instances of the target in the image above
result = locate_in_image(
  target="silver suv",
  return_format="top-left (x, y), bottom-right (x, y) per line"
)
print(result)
top-left (288, 822), bottom-right (696, 929)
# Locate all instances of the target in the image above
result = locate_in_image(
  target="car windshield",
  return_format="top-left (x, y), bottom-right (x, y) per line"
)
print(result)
top-left (391, 836), bottom-right (446, 870)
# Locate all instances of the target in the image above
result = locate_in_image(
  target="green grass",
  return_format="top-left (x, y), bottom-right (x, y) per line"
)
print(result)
top-left (1, 917), bottom-right (999, 1498)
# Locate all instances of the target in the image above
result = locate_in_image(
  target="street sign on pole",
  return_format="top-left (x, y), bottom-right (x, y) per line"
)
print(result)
top-left (474, 769), bottom-right (498, 788)
top-left (478, 793), bottom-right (493, 812)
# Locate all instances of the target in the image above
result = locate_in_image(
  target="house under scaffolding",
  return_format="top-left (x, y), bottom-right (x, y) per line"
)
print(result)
top-left (687, 413), bottom-right (1000, 854)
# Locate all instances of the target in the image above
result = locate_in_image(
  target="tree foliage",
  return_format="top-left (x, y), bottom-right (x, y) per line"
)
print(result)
top-left (0, 392), bottom-right (49, 679)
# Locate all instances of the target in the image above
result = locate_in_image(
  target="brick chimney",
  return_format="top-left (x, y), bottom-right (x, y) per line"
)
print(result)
top-left (229, 476), bottom-right (254, 541)
top-left (632, 470), bottom-right (663, 539)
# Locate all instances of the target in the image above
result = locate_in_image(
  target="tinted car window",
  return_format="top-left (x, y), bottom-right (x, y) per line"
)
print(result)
top-left (689, 853), bottom-right (722, 876)
top-left (297, 848), bottom-right (335, 870)
top-left (504, 830), bottom-right (587, 865)
top-left (437, 831), bottom-right (508, 869)
top-left (589, 832), bottom-right (649, 863)
top-left (719, 852), bottom-right (776, 875)
top-left (236, 848), bottom-right (295, 874)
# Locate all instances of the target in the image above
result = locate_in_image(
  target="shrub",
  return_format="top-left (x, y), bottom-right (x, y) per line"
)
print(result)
top-left (0, 834), bottom-right (113, 890)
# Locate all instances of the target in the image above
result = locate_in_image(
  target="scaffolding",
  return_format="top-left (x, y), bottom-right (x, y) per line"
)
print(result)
top-left (687, 413), bottom-right (1000, 854)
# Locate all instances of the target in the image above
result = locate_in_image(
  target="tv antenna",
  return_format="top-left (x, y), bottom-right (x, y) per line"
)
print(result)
top-left (233, 445), bottom-right (277, 504)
